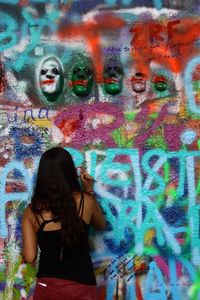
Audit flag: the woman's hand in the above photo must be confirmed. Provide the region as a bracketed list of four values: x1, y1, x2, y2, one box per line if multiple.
[80, 170, 95, 193]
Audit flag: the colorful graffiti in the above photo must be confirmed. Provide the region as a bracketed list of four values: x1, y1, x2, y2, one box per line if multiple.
[1, 0, 200, 299]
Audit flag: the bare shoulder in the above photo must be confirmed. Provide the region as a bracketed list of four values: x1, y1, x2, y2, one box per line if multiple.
[22, 205, 35, 224]
[83, 193, 96, 205]
[23, 205, 32, 218]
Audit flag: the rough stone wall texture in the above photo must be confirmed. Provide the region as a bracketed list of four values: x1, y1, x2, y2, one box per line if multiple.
[0, 1, 200, 299]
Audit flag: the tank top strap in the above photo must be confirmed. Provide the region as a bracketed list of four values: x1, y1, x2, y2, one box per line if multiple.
[77, 192, 84, 218]
[38, 219, 56, 232]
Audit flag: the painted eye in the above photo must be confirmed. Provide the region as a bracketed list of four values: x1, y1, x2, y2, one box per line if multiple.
[106, 67, 112, 72]
[84, 68, 91, 75]
[52, 68, 59, 75]
[41, 69, 47, 75]
[135, 72, 144, 77]
[114, 66, 122, 74]
[73, 68, 80, 75]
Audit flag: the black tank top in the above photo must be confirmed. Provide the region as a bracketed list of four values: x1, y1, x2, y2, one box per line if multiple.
[32, 195, 96, 285]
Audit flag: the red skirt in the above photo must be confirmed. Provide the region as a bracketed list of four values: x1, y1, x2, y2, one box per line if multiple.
[33, 277, 98, 300]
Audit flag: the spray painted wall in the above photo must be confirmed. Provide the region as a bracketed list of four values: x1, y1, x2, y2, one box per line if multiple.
[0, 0, 200, 299]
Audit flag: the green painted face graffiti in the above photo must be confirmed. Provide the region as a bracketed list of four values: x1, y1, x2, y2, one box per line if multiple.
[71, 65, 93, 97]
[153, 75, 168, 92]
[103, 61, 124, 95]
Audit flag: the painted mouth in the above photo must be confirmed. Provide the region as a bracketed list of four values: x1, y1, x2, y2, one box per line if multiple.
[72, 80, 88, 87]
[131, 78, 144, 84]
[41, 79, 55, 85]
[104, 78, 119, 84]
[153, 75, 166, 83]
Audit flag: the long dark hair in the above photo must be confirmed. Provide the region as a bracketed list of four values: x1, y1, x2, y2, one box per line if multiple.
[31, 147, 86, 245]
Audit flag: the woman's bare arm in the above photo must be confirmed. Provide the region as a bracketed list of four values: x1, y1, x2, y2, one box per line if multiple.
[89, 195, 106, 230]
[22, 206, 38, 263]
[80, 170, 106, 230]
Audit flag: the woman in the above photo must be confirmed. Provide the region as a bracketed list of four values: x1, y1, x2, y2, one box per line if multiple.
[22, 147, 106, 300]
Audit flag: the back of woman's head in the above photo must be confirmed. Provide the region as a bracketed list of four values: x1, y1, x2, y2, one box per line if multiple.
[34, 147, 80, 197]
[31, 147, 84, 245]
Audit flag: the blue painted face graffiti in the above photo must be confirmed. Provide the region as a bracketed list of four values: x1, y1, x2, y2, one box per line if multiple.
[103, 60, 124, 95]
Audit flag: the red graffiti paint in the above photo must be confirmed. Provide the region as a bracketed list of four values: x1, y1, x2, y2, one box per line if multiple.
[57, 15, 199, 82]
[58, 118, 80, 137]
[0, 62, 6, 93]
[149, 23, 164, 43]
[135, 276, 143, 300]
[167, 20, 181, 41]
[130, 18, 200, 73]
[18, 0, 29, 6]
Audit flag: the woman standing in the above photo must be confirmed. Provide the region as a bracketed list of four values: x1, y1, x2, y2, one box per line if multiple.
[22, 147, 106, 300]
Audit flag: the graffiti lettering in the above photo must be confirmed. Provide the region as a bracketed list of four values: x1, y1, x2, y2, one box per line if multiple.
[0, 12, 18, 52]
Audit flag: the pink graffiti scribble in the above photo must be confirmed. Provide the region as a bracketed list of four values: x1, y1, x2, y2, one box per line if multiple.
[154, 256, 182, 280]
[164, 124, 184, 150]
[54, 103, 124, 148]
[134, 104, 168, 150]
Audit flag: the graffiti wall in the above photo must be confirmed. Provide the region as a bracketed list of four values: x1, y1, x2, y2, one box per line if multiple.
[0, 0, 200, 299]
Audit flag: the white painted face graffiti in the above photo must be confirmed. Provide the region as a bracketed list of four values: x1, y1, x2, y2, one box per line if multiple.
[40, 58, 62, 94]
[131, 72, 146, 93]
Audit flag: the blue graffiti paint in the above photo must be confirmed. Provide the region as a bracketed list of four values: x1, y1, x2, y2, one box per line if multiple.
[95, 148, 200, 255]
[144, 261, 167, 300]
[106, 267, 117, 300]
[104, 0, 117, 5]
[0, 0, 18, 4]
[100, 148, 139, 187]
[161, 205, 186, 226]
[14, 8, 60, 71]
[189, 205, 200, 248]
[0, 161, 31, 238]
[177, 257, 196, 281]
[0, 12, 18, 51]
[141, 149, 167, 197]
[168, 258, 180, 300]
[9, 127, 43, 160]
[180, 129, 197, 145]
[153, 0, 163, 10]
[109, 203, 118, 217]
[126, 259, 136, 300]
[64, 147, 84, 168]
[85, 150, 106, 178]
[101, 199, 139, 242]
[104, 0, 162, 9]
[137, 201, 166, 247]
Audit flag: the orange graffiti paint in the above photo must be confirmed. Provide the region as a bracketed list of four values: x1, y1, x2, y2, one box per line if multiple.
[58, 14, 125, 83]
[131, 18, 200, 74]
